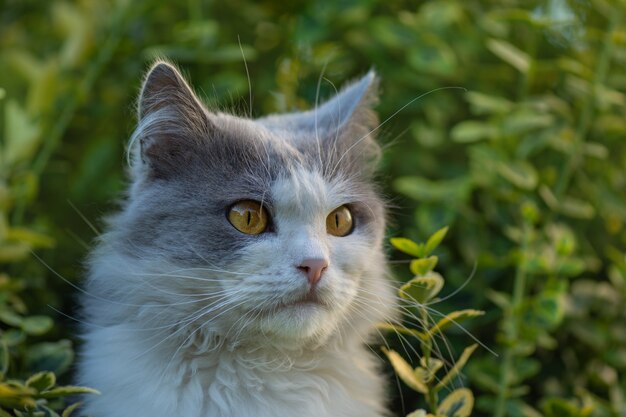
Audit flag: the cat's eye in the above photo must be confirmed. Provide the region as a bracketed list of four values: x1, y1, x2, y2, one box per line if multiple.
[228, 200, 269, 235]
[326, 205, 353, 237]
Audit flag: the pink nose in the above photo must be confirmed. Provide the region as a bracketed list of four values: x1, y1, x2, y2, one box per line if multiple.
[297, 258, 329, 286]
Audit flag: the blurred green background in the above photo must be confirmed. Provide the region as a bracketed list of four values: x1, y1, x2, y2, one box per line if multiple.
[1, 0, 625, 416]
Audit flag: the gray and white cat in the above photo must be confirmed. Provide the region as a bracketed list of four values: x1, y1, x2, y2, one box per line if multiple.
[78, 61, 396, 417]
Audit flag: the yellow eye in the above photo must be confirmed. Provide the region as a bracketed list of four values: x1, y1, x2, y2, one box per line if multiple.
[326, 205, 353, 237]
[228, 200, 269, 235]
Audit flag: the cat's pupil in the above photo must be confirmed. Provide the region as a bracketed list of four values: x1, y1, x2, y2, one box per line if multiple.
[335, 213, 339, 228]
[247, 211, 251, 225]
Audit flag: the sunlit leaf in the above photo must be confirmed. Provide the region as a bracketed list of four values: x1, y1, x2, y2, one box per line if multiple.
[62, 402, 82, 417]
[26, 371, 56, 392]
[382, 348, 428, 394]
[406, 410, 429, 417]
[410, 256, 438, 276]
[559, 197, 595, 219]
[416, 357, 444, 383]
[39, 385, 99, 399]
[435, 345, 479, 391]
[394, 176, 472, 203]
[390, 237, 425, 258]
[400, 272, 445, 304]
[424, 226, 449, 255]
[21, 316, 53, 336]
[487, 38, 530, 73]
[497, 160, 538, 190]
[429, 310, 485, 335]
[437, 388, 474, 417]
[4, 100, 41, 166]
[376, 323, 428, 341]
[451, 121, 498, 143]
[465, 91, 513, 115]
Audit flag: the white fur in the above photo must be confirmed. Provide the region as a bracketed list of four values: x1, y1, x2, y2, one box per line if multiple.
[79, 168, 395, 417]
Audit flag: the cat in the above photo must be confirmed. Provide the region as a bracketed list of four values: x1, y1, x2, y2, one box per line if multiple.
[77, 60, 396, 417]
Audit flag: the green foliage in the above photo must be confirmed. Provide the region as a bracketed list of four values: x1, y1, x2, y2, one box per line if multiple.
[384, 229, 483, 417]
[1, 0, 625, 416]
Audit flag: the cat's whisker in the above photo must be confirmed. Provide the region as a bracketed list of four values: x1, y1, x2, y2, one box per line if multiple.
[155, 296, 252, 386]
[130, 291, 248, 362]
[328, 86, 467, 178]
[423, 262, 478, 307]
[238, 35, 253, 119]
[314, 62, 328, 171]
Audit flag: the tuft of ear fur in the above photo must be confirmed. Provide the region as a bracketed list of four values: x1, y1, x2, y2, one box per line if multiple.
[130, 61, 212, 179]
[259, 70, 379, 138]
[258, 71, 381, 176]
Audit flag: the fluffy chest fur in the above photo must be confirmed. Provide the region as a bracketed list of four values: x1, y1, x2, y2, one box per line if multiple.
[78, 61, 394, 417]
[80, 324, 388, 417]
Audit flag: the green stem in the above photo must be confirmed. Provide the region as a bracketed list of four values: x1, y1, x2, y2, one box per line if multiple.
[494, 220, 531, 417]
[420, 306, 438, 412]
[554, 11, 621, 199]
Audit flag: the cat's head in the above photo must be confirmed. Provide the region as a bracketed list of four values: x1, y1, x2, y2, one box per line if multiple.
[94, 61, 393, 349]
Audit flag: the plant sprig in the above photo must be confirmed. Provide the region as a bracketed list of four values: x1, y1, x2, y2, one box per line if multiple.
[382, 226, 483, 417]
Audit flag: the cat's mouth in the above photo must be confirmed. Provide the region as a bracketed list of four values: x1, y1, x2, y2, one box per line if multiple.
[282, 290, 325, 308]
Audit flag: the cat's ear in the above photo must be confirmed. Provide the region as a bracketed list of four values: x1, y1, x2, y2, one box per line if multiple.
[259, 71, 380, 147]
[130, 60, 212, 179]
[313, 70, 379, 136]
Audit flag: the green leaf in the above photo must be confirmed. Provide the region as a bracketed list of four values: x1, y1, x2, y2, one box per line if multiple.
[376, 323, 428, 341]
[415, 357, 444, 383]
[62, 402, 82, 417]
[486, 290, 511, 309]
[410, 256, 438, 276]
[406, 410, 428, 417]
[497, 161, 538, 190]
[21, 316, 53, 336]
[503, 112, 554, 134]
[399, 272, 445, 304]
[435, 344, 479, 391]
[382, 348, 428, 394]
[4, 100, 42, 166]
[39, 385, 99, 399]
[559, 197, 595, 219]
[394, 176, 472, 203]
[424, 226, 449, 255]
[390, 237, 425, 258]
[437, 388, 474, 417]
[429, 310, 485, 335]
[0, 382, 36, 408]
[5, 228, 55, 249]
[451, 121, 498, 143]
[0, 340, 8, 376]
[26, 371, 56, 392]
[486, 38, 530, 73]
[465, 91, 513, 115]
[0, 310, 23, 327]
[407, 34, 458, 76]
[25, 340, 74, 375]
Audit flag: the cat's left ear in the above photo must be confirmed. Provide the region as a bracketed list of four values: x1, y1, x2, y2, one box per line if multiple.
[261, 71, 379, 142]
[313, 70, 379, 136]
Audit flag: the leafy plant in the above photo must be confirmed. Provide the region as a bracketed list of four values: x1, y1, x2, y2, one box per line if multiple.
[382, 227, 483, 417]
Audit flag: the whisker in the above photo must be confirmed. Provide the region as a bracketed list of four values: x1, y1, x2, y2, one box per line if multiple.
[329, 86, 468, 177]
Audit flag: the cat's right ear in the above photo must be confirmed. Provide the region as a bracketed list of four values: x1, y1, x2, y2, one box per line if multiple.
[130, 61, 212, 179]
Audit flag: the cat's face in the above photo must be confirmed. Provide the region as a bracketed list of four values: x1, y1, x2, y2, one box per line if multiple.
[110, 62, 391, 348]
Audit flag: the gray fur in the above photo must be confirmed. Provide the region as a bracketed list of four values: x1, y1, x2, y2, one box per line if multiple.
[79, 60, 393, 417]
[120, 61, 384, 265]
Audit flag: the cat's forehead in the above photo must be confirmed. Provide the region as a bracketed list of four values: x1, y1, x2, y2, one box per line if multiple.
[209, 113, 371, 185]
[270, 169, 341, 218]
